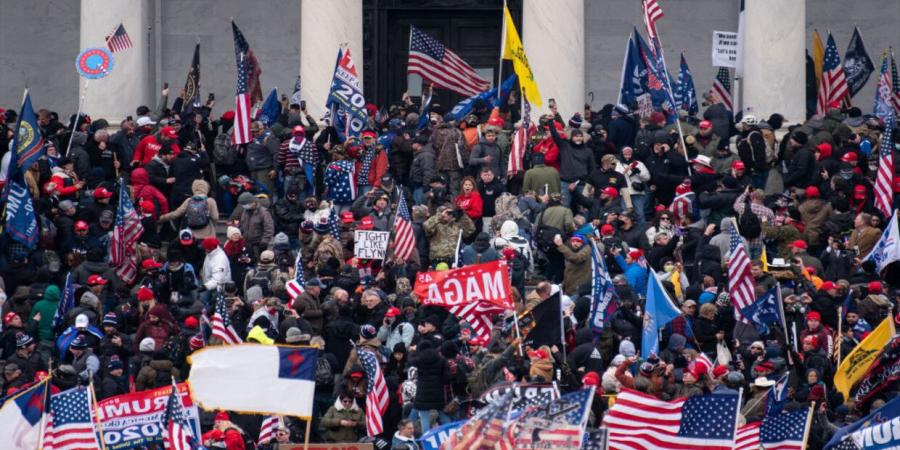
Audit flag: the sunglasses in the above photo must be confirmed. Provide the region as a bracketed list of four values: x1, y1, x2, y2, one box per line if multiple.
[660, 217, 671, 221]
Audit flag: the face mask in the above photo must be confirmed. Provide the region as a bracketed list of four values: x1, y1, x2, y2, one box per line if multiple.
[664, 264, 675, 273]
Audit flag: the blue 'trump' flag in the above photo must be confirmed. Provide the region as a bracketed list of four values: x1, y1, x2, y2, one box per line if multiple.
[675, 52, 698, 115]
[619, 32, 648, 106]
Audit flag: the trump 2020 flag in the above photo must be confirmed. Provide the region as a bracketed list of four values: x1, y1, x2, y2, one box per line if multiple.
[188, 344, 317, 418]
[642, 270, 681, 358]
[0, 379, 48, 450]
[863, 209, 900, 273]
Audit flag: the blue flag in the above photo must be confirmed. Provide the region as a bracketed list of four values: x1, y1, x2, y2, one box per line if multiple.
[2, 94, 40, 249]
[53, 272, 75, 331]
[874, 52, 894, 122]
[824, 394, 900, 449]
[419, 420, 465, 450]
[675, 52, 698, 115]
[740, 287, 782, 336]
[619, 33, 648, 106]
[642, 271, 681, 358]
[633, 28, 677, 122]
[8, 91, 45, 180]
[447, 74, 517, 122]
[588, 242, 617, 335]
[326, 47, 367, 139]
[765, 373, 790, 417]
[259, 88, 281, 126]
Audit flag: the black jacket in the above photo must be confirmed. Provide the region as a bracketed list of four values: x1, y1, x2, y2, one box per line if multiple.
[736, 128, 767, 173]
[411, 347, 452, 410]
[273, 198, 305, 234]
[169, 150, 210, 205]
[784, 146, 815, 189]
[550, 126, 595, 182]
[567, 327, 605, 375]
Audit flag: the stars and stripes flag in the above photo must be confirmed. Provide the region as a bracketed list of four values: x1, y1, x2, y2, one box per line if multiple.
[447, 301, 506, 341]
[390, 194, 416, 260]
[641, 0, 665, 40]
[42, 387, 100, 450]
[232, 21, 262, 145]
[728, 225, 756, 320]
[511, 388, 595, 449]
[161, 380, 199, 450]
[817, 33, 850, 116]
[328, 205, 342, 241]
[604, 388, 739, 450]
[407, 25, 491, 97]
[875, 113, 895, 218]
[508, 98, 531, 175]
[110, 180, 144, 284]
[444, 390, 515, 450]
[359, 349, 388, 436]
[713, 67, 733, 112]
[891, 48, 900, 113]
[875, 52, 895, 121]
[257, 416, 280, 445]
[105, 23, 133, 53]
[210, 289, 242, 345]
[52, 272, 75, 332]
[285, 251, 306, 301]
[734, 407, 810, 450]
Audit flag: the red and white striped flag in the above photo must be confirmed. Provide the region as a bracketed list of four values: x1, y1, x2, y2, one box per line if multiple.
[816, 33, 850, 116]
[390, 194, 416, 260]
[105, 23, 133, 53]
[210, 289, 242, 345]
[257, 416, 280, 445]
[286, 251, 306, 301]
[734, 407, 809, 450]
[890, 49, 900, 113]
[447, 300, 507, 340]
[110, 181, 144, 284]
[642, 0, 665, 40]
[728, 225, 756, 320]
[712, 67, 733, 112]
[42, 387, 101, 450]
[359, 349, 389, 436]
[408, 26, 491, 97]
[232, 21, 259, 145]
[508, 97, 532, 176]
[161, 381, 197, 450]
[875, 114, 896, 218]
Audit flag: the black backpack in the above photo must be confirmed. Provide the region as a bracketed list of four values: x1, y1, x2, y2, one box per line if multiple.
[534, 211, 563, 253]
[738, 197, 762, 241]
[314, 356, 334, 385]
[247, 267, 274, 296]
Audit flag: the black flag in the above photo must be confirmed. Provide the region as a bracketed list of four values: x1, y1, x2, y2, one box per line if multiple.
[181, 43, 201, 115]
[520, 291, 562, 348]
[843, 27, 875, 98]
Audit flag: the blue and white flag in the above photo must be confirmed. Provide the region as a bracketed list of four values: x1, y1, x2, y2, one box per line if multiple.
[419, 420, 465, 450]
[874, 52, 894, 122]
[618, 32, 648, 107]
[633, 28, 676, 122]
[512, 388, 595, 449]
[675, 52, 698, 115]
[6, 90, 45, 182]
[53, 272, 75, 332]
[0, 379, 48, 450]
[3, 174, 38, 250]
[765, 373, 790, 417]
[824, 394, 900, 449]
[642, 271, 681, 358]
[864, 209, 900, 273]
[740, 287, 782, 336]
[326, 47, 367, 139]
[447, 74, 517, 123]
[588, 242, 617, 335]
[258, 88, 281, 127]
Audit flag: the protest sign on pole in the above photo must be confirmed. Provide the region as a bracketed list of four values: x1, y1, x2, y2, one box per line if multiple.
[636, 93, 654, 119]
[354, 230, 390, 260]
[712, 30, 740, 67]
[95, 383, 201, 450]
[413, 260, 513, 309]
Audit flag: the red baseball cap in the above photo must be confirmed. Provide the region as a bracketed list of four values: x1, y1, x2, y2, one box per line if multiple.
[807, 311, 822, 321]
[201, 236, 219, 251]
[699, 120, 713, 129]
[359, 216, 374, 230]
[789, 240, 808, 249]
[601, 187, 619, 199]
[160, 126, 178, 139]
[841, 152, 858, 162]
[220, 110, 235, 121]
[140, 200, 156, 215]
[600, 224, 615, 236]
[3, 312, 19, 324]
[137, 287, 155, 302]
[712, 365, 729, 379]
[853, 185, 866, 199]
[93, 187, 113, 199]
[292, 125, 305, 135]
[732, 160, 746, 170]
[75, 220, 89, 231]
[214, 411, 230, 422]
[141, 258, 162, 270]
[87, 274, 109, 286]
[361, 130, 377, 139]
[820, 281, 837, 291]
[340, 211, 355, 224]
[868, 281, 883, 294]
[805, 186, 820, 198]
[385, 307, 402, 318]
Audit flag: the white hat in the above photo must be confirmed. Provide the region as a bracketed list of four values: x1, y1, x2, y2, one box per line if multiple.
[136, 116, 156, 127]
[753, 377, 775, 388]
[770, 258, 790, 268]
[139, 337, 156, 352]
[690, 155, 713, 168]
[75, 314, 89, 328]
[740, 115, 758, 126]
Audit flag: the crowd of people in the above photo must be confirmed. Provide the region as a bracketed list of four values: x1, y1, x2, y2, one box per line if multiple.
[0, 82, 898, 449]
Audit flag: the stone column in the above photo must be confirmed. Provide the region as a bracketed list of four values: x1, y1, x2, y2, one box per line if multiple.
[80, 0, 153, 123]
[740, 0, 805, 122]
[300, 0, 363, 119]
[522, 0, 585, 120]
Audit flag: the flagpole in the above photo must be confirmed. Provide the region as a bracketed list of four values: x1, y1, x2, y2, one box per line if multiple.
[498, 0, 507, 91]
[88, 377, 109, 450]
[730, 387, 743, 449]
[36, 369, 50, 450]
[65, 77, 91, 157]
[303, 417, 312, 450]
[617, 34, 631, 105]
[800, 402, 816, 450]
[836, 306, 843, 365]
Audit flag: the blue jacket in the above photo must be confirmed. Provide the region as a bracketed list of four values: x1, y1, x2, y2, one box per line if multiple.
[615, 255, 648, 295]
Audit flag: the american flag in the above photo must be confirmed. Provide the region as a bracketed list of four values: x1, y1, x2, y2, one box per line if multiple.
[161, 381, 198, 450]
[42, 387, 99, 450]
[257, 416, 280, 445]
[391, 194, 416, 260]
[359, 349, 388, 436]
[52, 272, 75, 332]
[232, 21, 261, 145]
[445, 390, 515, 450]
[713, 67, 733, 112]
[328, 205, 342, 241]
[875, 53, 894, 121]
[210, 289, 242, 345]
[875, 113, 895, 218]
[512, 388, 594, 449]
[817, 33, 850, 115]
[105, 23, 133, 53]
[447, 300, 506, 340]
[508, 98, 530, 175]
[728, 225, 755, 320]
[734, 407, 809, 450]
[604, 388, 739, 450]
[110, 180, 144, 284]
[694, 352, 714, 377]
[285, 251, 306, 301]
[891, 49, 900, 113]
[642, 0, 665, 40]
[407, 26, 491, 97]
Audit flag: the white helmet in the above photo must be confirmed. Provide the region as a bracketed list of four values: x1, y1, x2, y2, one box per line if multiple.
[740, 115, 758, 126]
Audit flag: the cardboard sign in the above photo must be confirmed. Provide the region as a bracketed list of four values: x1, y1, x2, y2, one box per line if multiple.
[96, 383, 201, 450]
[413, 260, 513, 308]
[354, 230, 390, 259]
[279, 444, 373, 450]
[712, 30, 740, 67]
[636, 93, 654, 119]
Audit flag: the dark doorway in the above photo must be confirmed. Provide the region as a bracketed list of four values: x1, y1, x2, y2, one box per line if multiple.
[362, 0, 522, 109]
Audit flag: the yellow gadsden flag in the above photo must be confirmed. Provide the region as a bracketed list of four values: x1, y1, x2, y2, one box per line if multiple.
[812, 30, 825, 85]
[502, 6, 542, 107]
[834, 316, 896, 397]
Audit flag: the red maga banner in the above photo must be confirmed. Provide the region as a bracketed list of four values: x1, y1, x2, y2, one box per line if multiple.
[414, 260, 513, 308]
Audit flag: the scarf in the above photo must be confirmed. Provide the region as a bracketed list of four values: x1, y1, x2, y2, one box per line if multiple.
[288, 136, 307, 161]
[358, 145, 376, 185]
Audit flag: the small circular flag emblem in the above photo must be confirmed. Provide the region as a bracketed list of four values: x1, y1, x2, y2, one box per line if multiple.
[76, 47, 114, 79]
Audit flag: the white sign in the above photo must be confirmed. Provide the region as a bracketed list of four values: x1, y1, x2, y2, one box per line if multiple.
[636, 93, 654, 119]
[712, 30, 740, 68]
[354, 230, 390, 259]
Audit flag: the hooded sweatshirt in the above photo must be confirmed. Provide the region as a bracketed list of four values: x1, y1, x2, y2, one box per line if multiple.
[130, 168, 170, 217]
[31, 285, 60, 341]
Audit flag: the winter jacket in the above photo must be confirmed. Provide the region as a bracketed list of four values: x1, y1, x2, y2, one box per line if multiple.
[135, 359, 180, 391]
[169, 149, 210, 205]
[455, 191, 483, 220]
[130, 168, 170, 217]
[321, 399, 366, 442]
[550, 125, 595, 182]
[411, 347, 452, 410]
[432, 124, 467, 171]
[159, 180, 219, 239]
[353, 145, 389, 187]
[423, 214, 476, 261]
[293, 291, 324, 335]
[558, 243, 591, 294]
[409, 144, 437, 187]
[567, 327, 604, 374]
[30, 285, 60, 342]
[245, 130, 279, 171]
[522, 163, 561, 195]
[784, 146, 816, 189]
[798, 198, 833, 245]
[239, 206, 275, 253]
[202, 247, 232, 290]
[736, 128, 767, 173]
[469, 138, 503, 176]
[133, 134, 180, 166]
[615, 255, 648, 294]
[273, 197, 305, 235]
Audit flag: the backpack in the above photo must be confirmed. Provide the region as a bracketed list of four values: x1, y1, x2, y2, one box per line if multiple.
[213, 132, 238, 166]
[534, 211, 564, 254]
[247, 266, 274, 295]
[184, 196, 210, 229]
[314, 356, 335, 385]
[738, 197, 762, 241]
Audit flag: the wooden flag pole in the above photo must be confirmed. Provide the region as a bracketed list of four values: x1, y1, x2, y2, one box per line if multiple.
[88, 377, 109, 450]
[65, 77, 91, 157]
[800, 402, 816, 450]
[498, 0, 507, 91]
[36, 363, 51, 450]
[302, 416, 312, 450]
